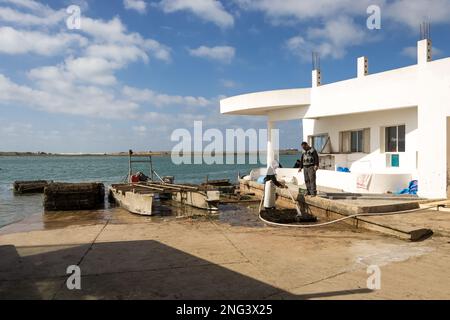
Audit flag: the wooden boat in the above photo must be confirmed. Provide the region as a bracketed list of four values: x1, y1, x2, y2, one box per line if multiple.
[109, 182, 220, 216]
[109, 150, 221, 216]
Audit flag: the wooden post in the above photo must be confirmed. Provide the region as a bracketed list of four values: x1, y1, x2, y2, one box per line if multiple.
[149, 155, 154, 182]
[128, 149, 133, 183]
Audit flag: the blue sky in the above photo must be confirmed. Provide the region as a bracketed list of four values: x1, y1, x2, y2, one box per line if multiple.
[0, 0, 449, 153]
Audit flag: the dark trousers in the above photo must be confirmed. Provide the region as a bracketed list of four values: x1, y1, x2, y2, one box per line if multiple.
[303, 166, 317, 195]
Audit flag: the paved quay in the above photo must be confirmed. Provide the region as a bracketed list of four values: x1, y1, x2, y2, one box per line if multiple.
[0, 205, 449, 300]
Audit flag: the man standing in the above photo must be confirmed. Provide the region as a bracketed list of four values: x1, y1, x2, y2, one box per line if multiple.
[298, 142, 320, 196]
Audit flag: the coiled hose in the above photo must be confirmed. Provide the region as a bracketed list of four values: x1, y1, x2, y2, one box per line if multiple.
[259, 204, 439, 228]
[258, 185, 440, 228]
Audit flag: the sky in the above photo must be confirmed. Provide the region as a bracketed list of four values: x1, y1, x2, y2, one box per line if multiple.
[0, 0, 449, 153]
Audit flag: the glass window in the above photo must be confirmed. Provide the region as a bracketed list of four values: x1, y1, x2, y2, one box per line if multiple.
[398, 125, 405, 152]
[385, 125, 406, 153]
[351, 131, 358, 152]
[341, 129, 369, 153]
[349, 130, 364, 153]
[311, 134, 328, 152]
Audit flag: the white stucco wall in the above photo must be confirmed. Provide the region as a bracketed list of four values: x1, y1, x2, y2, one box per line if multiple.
[447, 117, 450, 198]
[416, 57, 450, 198]
[221, 41, 450, 198]
[303, 107, 418, 175]
[250, 168, 412, 194]
[220, 88, 310, 115]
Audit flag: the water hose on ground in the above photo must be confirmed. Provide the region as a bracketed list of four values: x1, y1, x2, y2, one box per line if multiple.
[258, 204, 440, 228]
[258, 184, 441, 228]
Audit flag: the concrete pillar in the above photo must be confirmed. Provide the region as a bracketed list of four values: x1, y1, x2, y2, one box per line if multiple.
[417, 39, 432, 65]
[264, 120, 276, 208]
[417, 112, 447, 198]
[312, 69, 321, 87]
[266, 120, 275, 166]
[357, 56, 368, 78]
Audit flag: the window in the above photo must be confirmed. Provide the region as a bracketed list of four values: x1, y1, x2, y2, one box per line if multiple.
[385, 125, 405, 152]
[309, 134, 329, 153]
[351, 130, 364, 153]
[340, 129, 370, 153]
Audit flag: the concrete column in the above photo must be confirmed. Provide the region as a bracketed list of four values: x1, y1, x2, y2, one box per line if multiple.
[264, 120, 276, 208]
[357, 56, 368, 78]
[417, 112, 447, 198]
[267, 120, 275, 166]
[417, 39, 432, 65]
[312, 69, 321, 87]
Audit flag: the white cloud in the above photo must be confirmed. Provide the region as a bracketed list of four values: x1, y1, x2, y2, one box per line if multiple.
[235, 0, 375, 60]
[0, 0, 52, 13]
[236, 0, 450, 61]
[124, 0, 147, 14]
[0, 0, 226, 152]
[65, 57, 120, 86]
[286, 16, 367, 60]
[188, 45, 235, 63]
[0, 3, 209, 119]
[158, 0, 234, 28]
[401, 46, 443, 60]
[235, 0, 450, 29]
[220, 79, 239, 88]
[0, 0, 65, 26]
[85, 44, 149, 65]
[0, 73, 140, 118]
[123, 86, 213, 107]
[384, 0, 450, 29]
[233, 0, 376, 23]
[132, 125, 148, 135]
[80, 17, 171, 62]
[0, 26, 87, 55]
[0, 7, 66, 26]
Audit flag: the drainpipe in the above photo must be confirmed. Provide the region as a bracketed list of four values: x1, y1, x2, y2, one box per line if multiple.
[264, 120, 276, 209]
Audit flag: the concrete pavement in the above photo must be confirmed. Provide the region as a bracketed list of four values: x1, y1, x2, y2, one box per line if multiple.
[0, 205, 449, 300]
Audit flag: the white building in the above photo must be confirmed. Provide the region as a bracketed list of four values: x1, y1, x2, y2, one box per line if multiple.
[220, 40, 450, 199]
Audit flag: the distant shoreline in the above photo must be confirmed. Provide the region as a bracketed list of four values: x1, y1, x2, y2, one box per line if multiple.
[0, 150, 300, 157]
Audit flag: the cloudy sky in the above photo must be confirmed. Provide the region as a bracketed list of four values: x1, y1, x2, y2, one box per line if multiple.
[0, 0, 449, 153]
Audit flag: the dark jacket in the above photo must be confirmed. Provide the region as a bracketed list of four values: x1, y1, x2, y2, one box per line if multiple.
[299, 148, 319, 169]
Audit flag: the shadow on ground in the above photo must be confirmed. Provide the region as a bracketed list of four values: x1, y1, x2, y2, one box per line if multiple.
[0, 241, 373, 300]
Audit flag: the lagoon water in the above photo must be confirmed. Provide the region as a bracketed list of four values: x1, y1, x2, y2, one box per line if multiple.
[0, 155, 299, 227]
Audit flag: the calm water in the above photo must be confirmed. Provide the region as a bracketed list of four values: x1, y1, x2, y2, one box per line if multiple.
[0, 155, 299, 227]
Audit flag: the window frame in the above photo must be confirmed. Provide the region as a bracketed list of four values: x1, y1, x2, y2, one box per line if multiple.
[308, 134, 329, 153]
[339, 128, 370, 154]
[350, 130, 364, 153]
[384, 125, 406, 153]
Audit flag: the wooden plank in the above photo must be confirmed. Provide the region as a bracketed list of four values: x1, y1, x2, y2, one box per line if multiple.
[143, 182, 200, 192]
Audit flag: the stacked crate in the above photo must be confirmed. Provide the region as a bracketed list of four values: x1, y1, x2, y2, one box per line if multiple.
[44, 183, 105, 211]
[14, 181, 50, 194]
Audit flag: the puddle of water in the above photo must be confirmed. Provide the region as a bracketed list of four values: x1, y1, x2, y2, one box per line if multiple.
[350, 241, 435, 267]
[0, 195, 267, 234]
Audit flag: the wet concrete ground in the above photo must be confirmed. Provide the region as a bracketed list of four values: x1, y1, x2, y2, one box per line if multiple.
[0, 203, 449, 300]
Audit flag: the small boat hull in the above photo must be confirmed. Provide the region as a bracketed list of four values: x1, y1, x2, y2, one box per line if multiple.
[109, 186, 154, 216]
[109, 183, 220, 216]
[172, 190, 220, 212]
